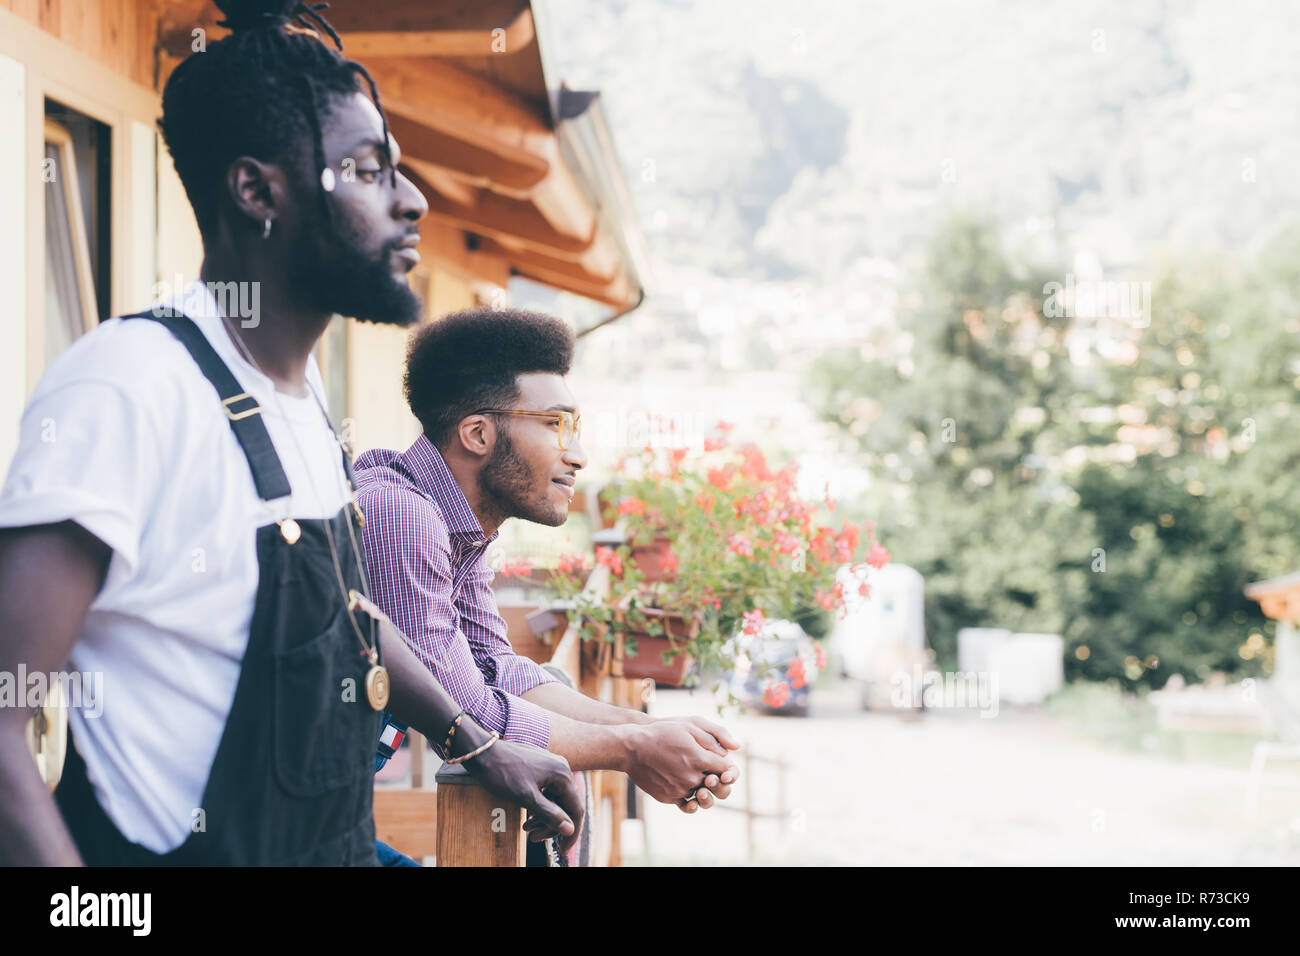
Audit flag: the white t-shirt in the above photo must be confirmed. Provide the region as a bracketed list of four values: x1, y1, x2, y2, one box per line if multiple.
[0, 282, 350, 853]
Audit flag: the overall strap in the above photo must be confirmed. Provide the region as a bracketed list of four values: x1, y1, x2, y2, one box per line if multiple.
[121, 310, 292, 501]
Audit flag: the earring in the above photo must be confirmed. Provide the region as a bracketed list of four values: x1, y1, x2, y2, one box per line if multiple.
[262, 218, 272, 240]
[320, 167, 336, 192]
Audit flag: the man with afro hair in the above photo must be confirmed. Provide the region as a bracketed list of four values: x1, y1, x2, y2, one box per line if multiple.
[357, 306, 741, 863]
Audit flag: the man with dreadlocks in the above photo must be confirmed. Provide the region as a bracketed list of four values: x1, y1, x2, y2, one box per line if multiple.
[0, 0, 582, 865]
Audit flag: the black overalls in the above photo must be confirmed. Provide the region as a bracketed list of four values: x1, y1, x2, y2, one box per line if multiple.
[54, 312, 381, 865]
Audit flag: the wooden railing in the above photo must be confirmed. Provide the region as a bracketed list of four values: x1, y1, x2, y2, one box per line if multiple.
[373, 561, 641, 866]
[434, 561, 645, 866]
[373, 487, 641, 865]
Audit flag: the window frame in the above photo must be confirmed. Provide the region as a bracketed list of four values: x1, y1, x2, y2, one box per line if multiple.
[42, 117, 100, 346]
[0, 10, 162, 391]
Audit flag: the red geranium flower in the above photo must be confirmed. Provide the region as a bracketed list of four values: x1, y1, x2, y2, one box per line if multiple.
[617, 497, 646, 516]
[707, 466, 736, 491]
[763, 681, 790, 707]
[498, 558, 533, 578]
[787, 657, 807, 689]
[728, 533, 754, 558]
[595, 547, 623, 576]
[865, 543, 890, 569]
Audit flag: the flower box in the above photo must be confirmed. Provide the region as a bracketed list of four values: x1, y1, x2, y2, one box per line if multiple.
[617, 595, 699, 686]
[629, 532, 677, 583]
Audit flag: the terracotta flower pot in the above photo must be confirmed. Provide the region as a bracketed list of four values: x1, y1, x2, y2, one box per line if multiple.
[630, 532, 676, 582]
[619, 599, 699, 686]
[595, 486, 621, 530]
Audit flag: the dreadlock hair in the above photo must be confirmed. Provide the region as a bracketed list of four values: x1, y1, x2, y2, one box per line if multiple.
[404, 307, 577, 448]
[159, 0, 395, 237]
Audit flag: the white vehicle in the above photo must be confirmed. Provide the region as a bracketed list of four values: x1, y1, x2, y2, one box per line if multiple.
[829, 563, 930, 709]
[724, 619, 820, 716]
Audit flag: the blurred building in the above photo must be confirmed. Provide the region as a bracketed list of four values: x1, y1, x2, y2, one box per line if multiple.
[0, 0, 644, 465]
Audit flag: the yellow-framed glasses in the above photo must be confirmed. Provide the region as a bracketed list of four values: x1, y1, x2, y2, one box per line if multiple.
[477, 408, 582, 450]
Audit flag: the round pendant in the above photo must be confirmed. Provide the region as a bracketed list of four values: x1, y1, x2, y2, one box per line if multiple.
[279, 518, 301, 545]
[365, 664, 390, 711]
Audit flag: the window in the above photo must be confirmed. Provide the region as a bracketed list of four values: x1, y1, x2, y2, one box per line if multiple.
[43, 101, 111, 364]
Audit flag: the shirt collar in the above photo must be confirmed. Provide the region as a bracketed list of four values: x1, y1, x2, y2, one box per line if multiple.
[396, 434, 495, 542]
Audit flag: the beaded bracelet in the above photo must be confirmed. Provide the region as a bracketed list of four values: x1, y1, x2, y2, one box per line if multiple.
[442, 711, 467, 758]
[444, 731, 499, 766]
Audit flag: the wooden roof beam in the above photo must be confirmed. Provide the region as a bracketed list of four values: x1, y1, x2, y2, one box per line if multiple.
[319, 0, 530, 35]
[387, 112, 548, 194]
[513, 263, 633, 310]
[366, 56, 551, 155]
[157, 2, 536, 64]
[403, 164, 595, 259]
[489, 226, 621, 283]
[477, 237, 616, 287]
[341, 8, 535, 58]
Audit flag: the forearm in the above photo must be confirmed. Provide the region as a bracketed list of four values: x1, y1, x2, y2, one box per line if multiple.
[543, 711, 639, 773]
[379, 625, 491, 753]
[522, 681, 653, 727]
[0, 522, 107, 865]
[0, 730, 82, 865]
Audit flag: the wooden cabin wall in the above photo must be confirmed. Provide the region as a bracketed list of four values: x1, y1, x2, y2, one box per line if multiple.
[0, 0, 159, 89]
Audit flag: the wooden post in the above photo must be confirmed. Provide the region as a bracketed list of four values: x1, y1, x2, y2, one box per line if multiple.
[435, 764, 526, 866]
[744, 748, 755, 863]
[776, 754, 787, 822]
[1277, 619, 1299, 685]
[408, 729, 426, 788]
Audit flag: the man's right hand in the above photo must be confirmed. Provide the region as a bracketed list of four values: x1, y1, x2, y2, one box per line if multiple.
[622, 721, 737, 810]
[465, 736, 585, 854]
[354, 590, 585, 855]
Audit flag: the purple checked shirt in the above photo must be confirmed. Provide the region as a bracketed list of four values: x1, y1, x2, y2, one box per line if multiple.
[356, 434, 555, 768]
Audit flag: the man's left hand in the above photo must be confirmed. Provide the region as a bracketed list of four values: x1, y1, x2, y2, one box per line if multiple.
[659, 715, 741, 812]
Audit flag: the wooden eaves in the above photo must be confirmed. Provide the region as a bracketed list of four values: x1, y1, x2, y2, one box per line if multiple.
[156, 0, 646, 319]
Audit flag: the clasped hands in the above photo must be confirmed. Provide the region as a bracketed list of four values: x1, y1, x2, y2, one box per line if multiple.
[624, 715, 741, 814]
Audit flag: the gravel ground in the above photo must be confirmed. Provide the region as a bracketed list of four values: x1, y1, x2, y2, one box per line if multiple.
[623, 679, 1300, 866]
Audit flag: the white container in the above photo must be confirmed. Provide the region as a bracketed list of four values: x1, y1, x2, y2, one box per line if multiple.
[831, 563, 926, 682]
[957, 629, 1064, 705]
[957, 627, 1012, 674]
[997, 633, 1065, 704]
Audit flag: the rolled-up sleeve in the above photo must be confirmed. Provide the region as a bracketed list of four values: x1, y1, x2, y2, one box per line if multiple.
[358, 484, 553, 748]
[456, 563, 556, 746]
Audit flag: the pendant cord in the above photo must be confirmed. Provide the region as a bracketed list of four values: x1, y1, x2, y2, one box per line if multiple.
[219, 314, 377, 659]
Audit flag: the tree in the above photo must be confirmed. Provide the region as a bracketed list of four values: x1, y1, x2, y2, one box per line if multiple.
[810, 214, 1294, 686]
[810, 215, 1094, 668]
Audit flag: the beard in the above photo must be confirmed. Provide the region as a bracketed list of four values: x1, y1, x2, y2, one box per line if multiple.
[481, 428, 566, 528]
[286, 218, 424, 327]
